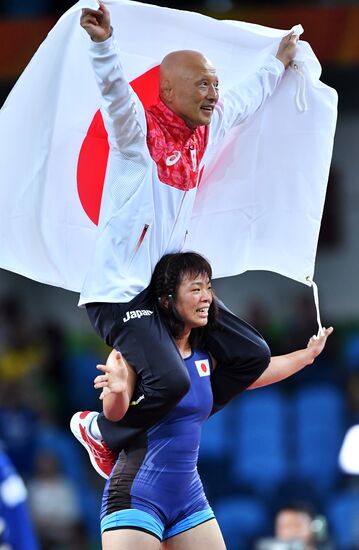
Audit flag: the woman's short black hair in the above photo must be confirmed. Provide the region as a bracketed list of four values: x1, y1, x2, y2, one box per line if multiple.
[150, 252, 218, 348]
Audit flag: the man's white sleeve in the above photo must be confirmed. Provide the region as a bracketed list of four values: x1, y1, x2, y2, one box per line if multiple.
[211, 56, 285, 141]
[89, 34, 147, 152]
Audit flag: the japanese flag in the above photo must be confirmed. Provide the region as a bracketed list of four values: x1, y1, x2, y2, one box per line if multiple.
[0, 0, 337, 292]
[195, 359, 211, 377]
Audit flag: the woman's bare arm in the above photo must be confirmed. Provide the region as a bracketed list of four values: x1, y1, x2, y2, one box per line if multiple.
[94, 349, 137, 421]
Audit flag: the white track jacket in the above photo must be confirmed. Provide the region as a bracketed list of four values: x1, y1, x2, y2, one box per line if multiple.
[79, 35, 284, 305]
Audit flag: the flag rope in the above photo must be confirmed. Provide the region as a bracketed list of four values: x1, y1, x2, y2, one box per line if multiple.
[306, 276, 324, 337]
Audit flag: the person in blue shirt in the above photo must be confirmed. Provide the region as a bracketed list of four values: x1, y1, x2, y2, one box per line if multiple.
[0, 446, 40, 550]
[70, 3, 298, 473]
[75, 252, 332, 550]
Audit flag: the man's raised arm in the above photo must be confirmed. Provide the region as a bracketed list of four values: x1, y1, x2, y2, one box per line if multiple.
[211, 32, 298, 139]
[81, 3, 147, 152]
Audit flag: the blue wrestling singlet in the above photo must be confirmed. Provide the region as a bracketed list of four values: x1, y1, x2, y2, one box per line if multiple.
[100, 349, 215, 541]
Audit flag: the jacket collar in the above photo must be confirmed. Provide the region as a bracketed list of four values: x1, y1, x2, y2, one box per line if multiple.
[147, 99, 196, 142]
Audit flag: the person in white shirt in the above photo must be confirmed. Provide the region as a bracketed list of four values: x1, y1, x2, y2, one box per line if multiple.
[71, 2, 298, 478]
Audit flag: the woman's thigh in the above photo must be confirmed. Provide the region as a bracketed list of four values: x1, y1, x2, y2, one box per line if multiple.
[102, 528, 161, 550]
[162, 519, 226, 550]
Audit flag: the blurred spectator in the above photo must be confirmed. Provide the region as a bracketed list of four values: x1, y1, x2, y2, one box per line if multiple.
[0, 445, 39, 550]
[27, 450, 84, 550]
[274, 503, 332, 550]
[255, 502, 333, 550]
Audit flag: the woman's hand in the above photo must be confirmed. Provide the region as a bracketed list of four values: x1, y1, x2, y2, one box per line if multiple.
[306, 326, 334, 362]
[94, 349, 129, 400]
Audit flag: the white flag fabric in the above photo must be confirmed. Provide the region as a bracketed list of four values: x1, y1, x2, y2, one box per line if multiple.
[0, 0, 337, 293]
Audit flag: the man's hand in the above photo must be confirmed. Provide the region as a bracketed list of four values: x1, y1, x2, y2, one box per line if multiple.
[307, 326, 334, 362]
[276, 32, 298, 69]
[80, 2, 112, 43]
[94, 349, 129, 400]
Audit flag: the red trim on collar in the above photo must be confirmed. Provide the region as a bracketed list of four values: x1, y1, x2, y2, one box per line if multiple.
[145, 100, 208, 191]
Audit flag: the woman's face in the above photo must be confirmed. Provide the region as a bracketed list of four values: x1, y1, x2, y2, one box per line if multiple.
[174, 272, 213, 330]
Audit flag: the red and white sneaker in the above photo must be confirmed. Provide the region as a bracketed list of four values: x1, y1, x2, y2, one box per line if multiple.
[70, 411, 117, 479]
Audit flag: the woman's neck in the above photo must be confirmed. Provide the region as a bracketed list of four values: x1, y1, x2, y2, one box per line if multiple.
[175, 329, 192, 359]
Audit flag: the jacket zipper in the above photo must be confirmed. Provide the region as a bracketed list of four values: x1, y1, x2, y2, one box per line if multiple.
[134, 224, 149, 254]
[128, 223, 149, 267]
[189, 144, 197, 172]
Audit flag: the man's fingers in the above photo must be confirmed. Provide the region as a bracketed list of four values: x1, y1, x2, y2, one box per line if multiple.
[98, 2, 109, 15]
[288, 31, 298, 41]
[81, 8, 103, 26]
[82, 7, 102, 16]
[82, 18, 99, 28]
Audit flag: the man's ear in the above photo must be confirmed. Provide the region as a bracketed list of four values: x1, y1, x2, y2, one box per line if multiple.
[160, 80, 173, 103]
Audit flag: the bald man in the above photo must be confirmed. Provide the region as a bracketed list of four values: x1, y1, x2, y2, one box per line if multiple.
[71, 2, 297, 478]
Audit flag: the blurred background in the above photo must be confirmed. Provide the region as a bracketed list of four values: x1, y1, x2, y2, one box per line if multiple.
[0, 0, 358, 549]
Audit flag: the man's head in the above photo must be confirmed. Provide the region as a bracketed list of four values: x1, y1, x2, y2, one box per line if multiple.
[275, 503, 317, 549]
[159, 50, 219, 128]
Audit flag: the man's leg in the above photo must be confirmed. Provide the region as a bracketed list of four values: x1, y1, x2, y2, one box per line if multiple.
[206, 301, 271, 414]
[82, 290, 190, 450]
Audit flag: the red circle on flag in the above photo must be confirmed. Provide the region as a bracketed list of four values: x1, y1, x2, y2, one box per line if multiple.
[201, 363, 208, 373]
[77, 65, 160, 225]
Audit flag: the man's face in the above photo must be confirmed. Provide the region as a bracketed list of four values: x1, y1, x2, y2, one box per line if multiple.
[275, 510, 314, 548]
[163, 54, 219, 128]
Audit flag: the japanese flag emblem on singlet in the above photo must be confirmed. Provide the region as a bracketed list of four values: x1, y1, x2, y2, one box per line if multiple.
[195, 359, 210, 377]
